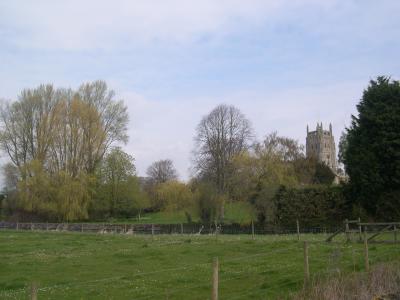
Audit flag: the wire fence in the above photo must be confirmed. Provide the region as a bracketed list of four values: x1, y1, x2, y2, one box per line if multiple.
[0, 221, 338, 235]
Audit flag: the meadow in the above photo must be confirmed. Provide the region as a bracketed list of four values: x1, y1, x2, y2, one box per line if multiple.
[0, 230, 399, 299]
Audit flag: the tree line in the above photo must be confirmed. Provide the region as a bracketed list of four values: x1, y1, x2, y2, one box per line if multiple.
[1, 76, 399, 224]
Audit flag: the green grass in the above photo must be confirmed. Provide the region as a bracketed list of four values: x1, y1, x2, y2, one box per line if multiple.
[112, 210, 194, 224]
[0, 230, 399, 299]
[223, 202, 256, 225]
[110, 202, 255, 225]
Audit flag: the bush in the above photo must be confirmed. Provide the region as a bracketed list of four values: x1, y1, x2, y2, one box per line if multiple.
[274, 185, 349, 228]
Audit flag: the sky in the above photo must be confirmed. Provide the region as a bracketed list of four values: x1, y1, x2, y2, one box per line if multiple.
[1, 0, 400, 180]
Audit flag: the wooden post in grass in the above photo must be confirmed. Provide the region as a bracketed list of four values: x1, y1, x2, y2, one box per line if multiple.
[151, 224, 155, 238]
[181, 223, 183, 235]
[296, 219, 300, 241]
[251, 219, 255, 240]
[364, 230, 369, 272]
[214, 220, 218, 240]
[212, 257, 219, 300]
[358, 217, 362, 241]
[345, 219, 350, 242]
[16, 222, 19, 231]
[303, 241, 310, 286]
[394, 225, 397, 243]
[30, 282, 38, 300]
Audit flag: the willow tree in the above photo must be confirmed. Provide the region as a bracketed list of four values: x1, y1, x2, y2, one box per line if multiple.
[0, 81, 129, 221]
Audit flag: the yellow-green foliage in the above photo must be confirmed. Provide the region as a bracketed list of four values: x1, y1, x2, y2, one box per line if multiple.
[156, 181, 194, 213]
[18, 160, 94, 221]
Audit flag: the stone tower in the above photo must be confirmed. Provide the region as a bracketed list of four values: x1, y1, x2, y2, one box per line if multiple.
[306, 123, 337, 172]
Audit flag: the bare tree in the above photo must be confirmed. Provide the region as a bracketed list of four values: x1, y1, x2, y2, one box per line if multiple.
[146, 159, 178, 184]
[0, 85, 61, 172]
[0, 81, 129, 177]
[2, 162, 19, 191]
[193, 104, 253, 193]
[77, 81, 129, 173]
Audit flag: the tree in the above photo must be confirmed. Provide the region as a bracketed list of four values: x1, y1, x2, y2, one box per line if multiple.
[155, 181, 194, 220]
[193, 104, 253, 193]
[0, 85, 61, 171]
[294, 157, 336, 185]
[146, 159, 178, 184]
[96, 147, 140, 217]
[0, 81, 129, 177]
[192, 181, 224, 223]
[0, 81, 129, 220]
[344, 76, 400, 219]
[2, 162, 19, 192]
[338, 131, 348, 166]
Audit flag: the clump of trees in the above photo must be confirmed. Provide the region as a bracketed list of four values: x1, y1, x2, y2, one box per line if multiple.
[2, 76, 397, 225]
[0, 81, 143, 221]
[191, 105, 338, 225]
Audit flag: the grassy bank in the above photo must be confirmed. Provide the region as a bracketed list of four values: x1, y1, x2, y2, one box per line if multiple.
[0, 230, 398, 299]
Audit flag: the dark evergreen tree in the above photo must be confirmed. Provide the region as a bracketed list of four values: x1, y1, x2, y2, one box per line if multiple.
[344, 77, 400, 219]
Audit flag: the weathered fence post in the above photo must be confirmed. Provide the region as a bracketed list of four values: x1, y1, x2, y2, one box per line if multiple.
[345, 219, 350, 242]
[296, 219, 300, 241]
[151, 224, 154, 237]
[16, 222, 19, 231]
[358, 217, 362, 241]
[30, 282, 38, 300]
[303, 241, 310, 286]
[251, 219, 255, 240]
[180, 223, 183, 235]
[394, 225, 397, 243]
[212, 257, 219, 300]
[214, 220, 218, 240]
[364, 230, 369, 272]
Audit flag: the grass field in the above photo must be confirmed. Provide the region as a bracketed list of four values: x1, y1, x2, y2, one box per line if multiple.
[0, 230, 399, 299]
[110, 202, 255, 225]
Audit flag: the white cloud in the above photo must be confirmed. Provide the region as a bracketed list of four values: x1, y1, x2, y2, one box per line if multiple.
[0, 0, 339, 50]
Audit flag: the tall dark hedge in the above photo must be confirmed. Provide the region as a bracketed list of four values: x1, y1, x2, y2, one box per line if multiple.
[344, 77, 400, 220]
[274, 185, 348, 228]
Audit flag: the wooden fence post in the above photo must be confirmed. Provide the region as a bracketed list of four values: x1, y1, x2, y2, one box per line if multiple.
[358, 217, 362, 241]
[16, 222, 19, 231]
[151, 224, 154, 238]
[364, 230, 369, 272]
[296, 219, 300, 241]
[181, 223, 183, 234]
[394, 225, 397, 243]
[212, 257, 219, 300]
[214, 220, 218, 240]
[251, 220, 255, 240]
[345, 219, 350, 242]
[30, 282, 38, 300]
[303, 241, 310, 286]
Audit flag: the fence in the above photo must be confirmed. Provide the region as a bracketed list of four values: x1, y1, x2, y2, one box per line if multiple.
[0, 221, 339, 236]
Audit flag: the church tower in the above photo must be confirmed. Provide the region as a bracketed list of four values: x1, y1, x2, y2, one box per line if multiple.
[306, 123, 337, 172]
